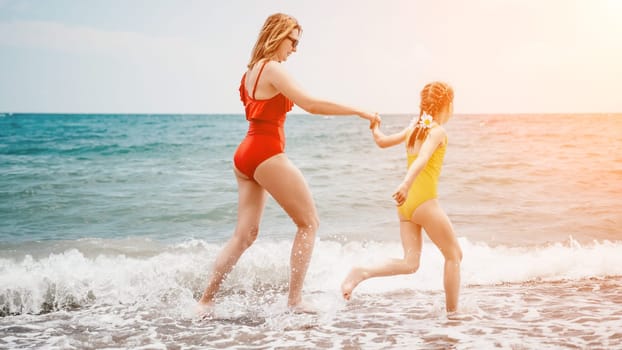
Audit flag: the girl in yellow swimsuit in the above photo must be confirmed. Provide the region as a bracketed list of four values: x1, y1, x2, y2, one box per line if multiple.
[341, 81, 463, 314]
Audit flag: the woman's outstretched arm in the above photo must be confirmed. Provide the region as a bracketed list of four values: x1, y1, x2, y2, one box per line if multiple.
[266, 61, 376, 121]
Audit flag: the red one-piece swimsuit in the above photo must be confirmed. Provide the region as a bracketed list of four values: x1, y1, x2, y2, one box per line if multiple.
[233, 61, 294, 180]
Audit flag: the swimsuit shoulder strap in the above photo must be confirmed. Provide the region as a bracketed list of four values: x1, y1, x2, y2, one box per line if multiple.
[252, 60, 269, 99]
[429, 125, 448, 146]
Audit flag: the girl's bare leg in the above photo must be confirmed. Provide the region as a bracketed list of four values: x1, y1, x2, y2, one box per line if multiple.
[412, 199, 462, 312]
[341, 221, 423, 300]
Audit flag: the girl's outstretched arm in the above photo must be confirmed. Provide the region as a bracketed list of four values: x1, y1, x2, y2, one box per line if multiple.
[392, 127, 446, 205]
[371, 122, 410, 148]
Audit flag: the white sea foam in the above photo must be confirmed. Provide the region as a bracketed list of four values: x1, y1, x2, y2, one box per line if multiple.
[1, 236, 621, 316]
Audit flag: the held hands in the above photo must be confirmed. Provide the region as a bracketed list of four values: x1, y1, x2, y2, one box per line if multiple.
[392, 182, 409, 206]
[369, 113, 381, 130]
[359, 111, 380, 128]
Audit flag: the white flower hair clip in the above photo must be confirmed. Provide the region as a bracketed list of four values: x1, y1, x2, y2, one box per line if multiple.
[418, 113, 434, 129]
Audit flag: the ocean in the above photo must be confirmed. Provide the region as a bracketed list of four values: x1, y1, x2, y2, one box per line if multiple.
[1, 113, 621, 349]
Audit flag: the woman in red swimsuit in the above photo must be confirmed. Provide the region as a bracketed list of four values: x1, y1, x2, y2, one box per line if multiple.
[198, 13, 378, 315]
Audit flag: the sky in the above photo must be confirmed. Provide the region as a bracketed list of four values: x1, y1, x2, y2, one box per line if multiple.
[0, 0, 621, 114]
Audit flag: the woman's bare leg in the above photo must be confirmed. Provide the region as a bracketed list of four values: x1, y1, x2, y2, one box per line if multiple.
[198, 169, 267, 308]
[341, 221, 423, 300]
[254, 154, 319, 309]
[412, 199, 462, 312]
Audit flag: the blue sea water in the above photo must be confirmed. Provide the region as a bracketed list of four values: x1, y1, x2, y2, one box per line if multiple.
[2, 114, 244, 243]
[1, 113, 621, 349]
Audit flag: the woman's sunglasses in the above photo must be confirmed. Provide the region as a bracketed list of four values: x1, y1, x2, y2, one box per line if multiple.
[286, 36, 299, 49]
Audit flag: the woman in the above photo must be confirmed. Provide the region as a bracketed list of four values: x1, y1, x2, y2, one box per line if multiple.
[341, 81, 463, 314]
[198, 13, 378, 316]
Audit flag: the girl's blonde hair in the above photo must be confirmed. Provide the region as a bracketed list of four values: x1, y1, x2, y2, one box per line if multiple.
[247, 13, 302, 69]
[407, 81, 454, 149]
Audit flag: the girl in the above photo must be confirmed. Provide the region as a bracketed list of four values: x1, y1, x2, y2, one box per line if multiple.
[341, 81, 463, 313]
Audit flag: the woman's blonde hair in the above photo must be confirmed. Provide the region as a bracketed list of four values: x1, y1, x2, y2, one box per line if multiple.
[407, 81, 454, 150]
[247, 13, 302, 69]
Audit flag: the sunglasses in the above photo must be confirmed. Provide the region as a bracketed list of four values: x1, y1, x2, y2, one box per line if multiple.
[286, 36, 299, 49]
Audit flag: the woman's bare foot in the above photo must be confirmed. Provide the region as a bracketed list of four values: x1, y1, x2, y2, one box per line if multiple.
[340, 267, 367, 301]
[446, 310, 471, 321]
[196, 301, 214, 320]
[287, 300, 317, 314]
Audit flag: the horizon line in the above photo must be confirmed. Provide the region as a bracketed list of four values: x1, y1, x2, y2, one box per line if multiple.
[2, 112, 622, 116]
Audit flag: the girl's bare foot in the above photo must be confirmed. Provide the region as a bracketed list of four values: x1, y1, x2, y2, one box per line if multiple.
[340, 267, 366, 300]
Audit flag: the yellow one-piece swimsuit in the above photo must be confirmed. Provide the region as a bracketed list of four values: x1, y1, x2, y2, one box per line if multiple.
[397, 130, 447, 220]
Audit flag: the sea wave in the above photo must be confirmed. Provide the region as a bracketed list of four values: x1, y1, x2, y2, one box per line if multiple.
[1, 236, 621, 316]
